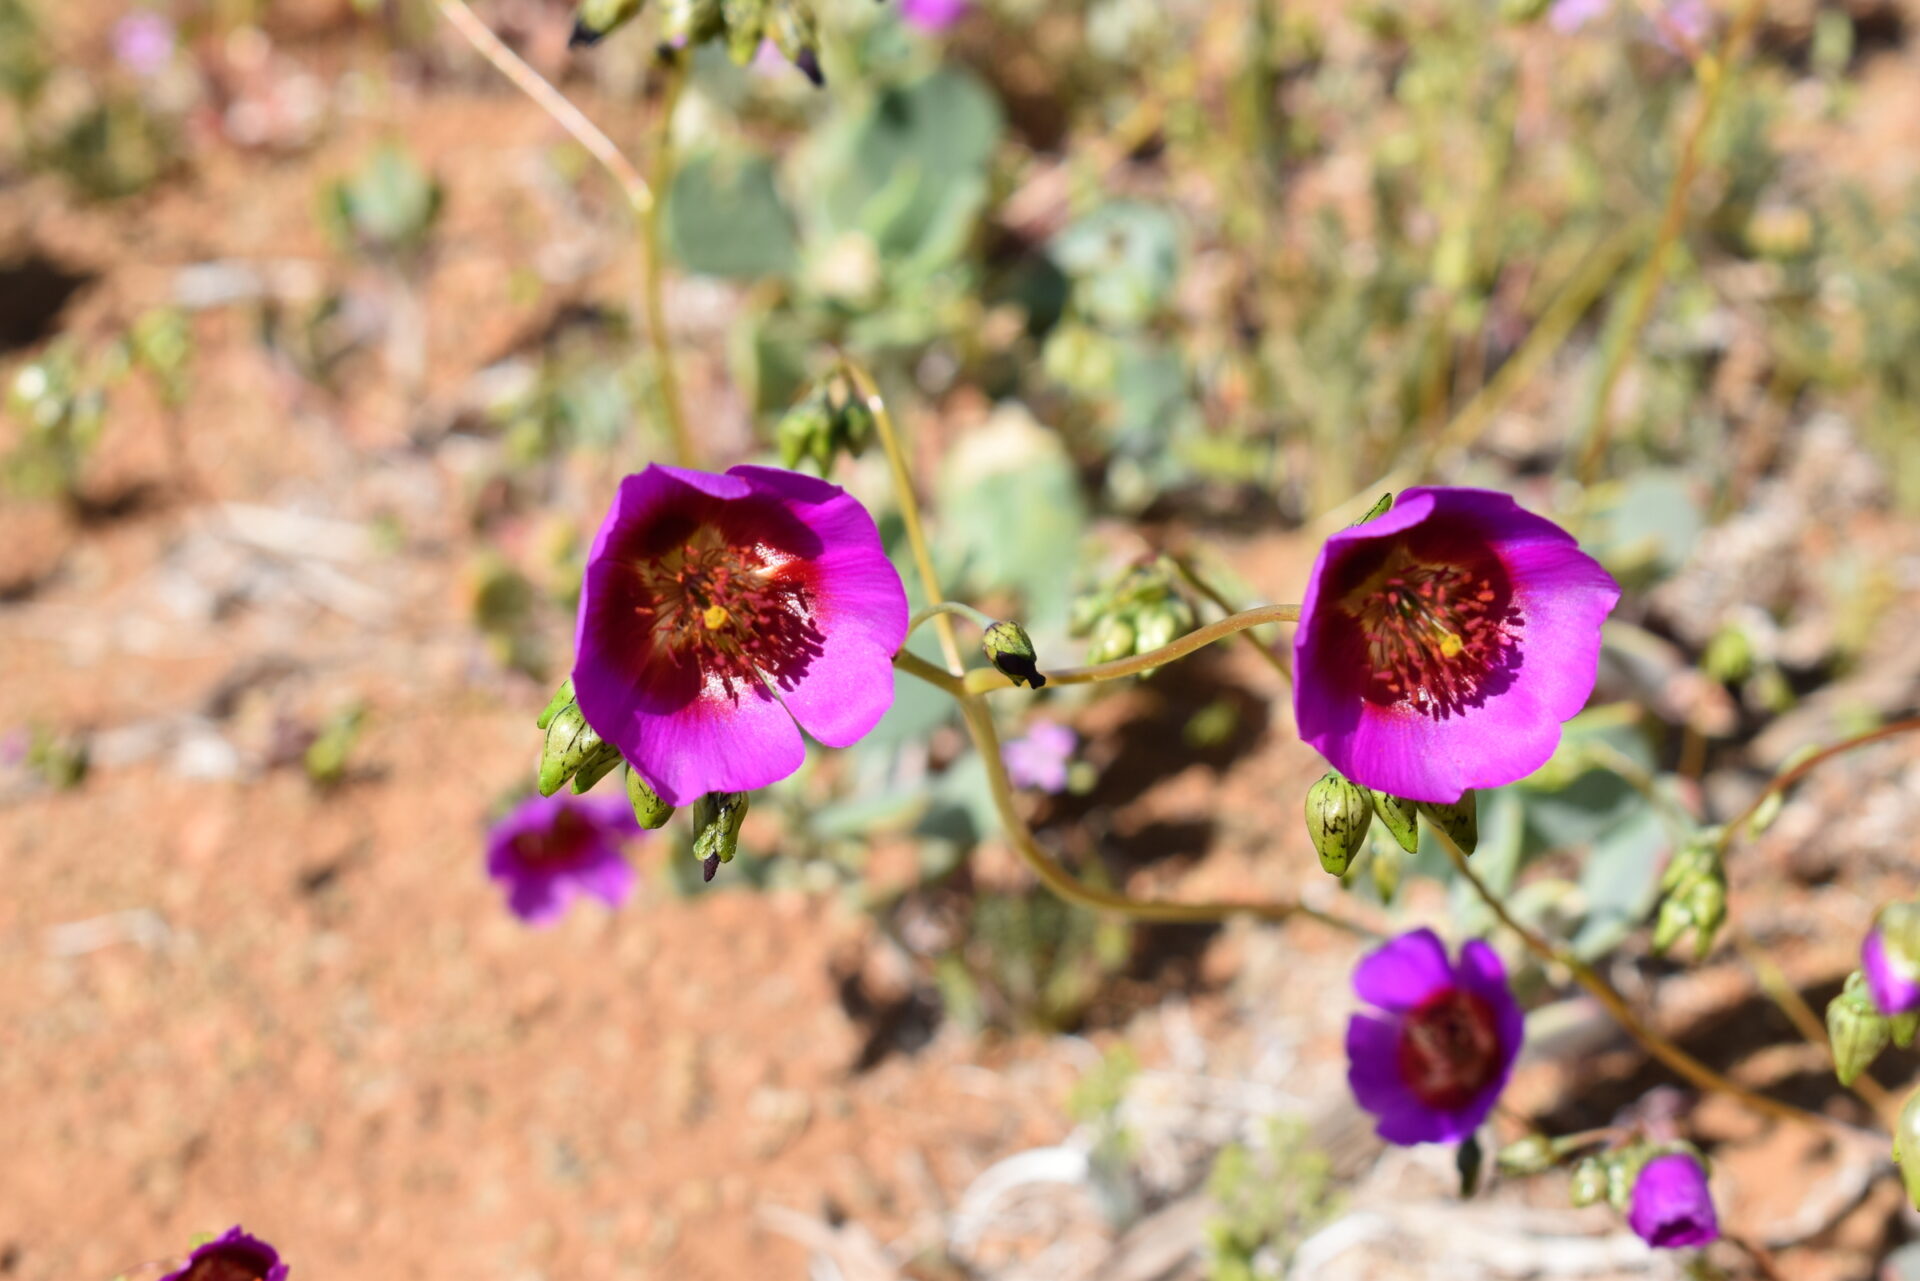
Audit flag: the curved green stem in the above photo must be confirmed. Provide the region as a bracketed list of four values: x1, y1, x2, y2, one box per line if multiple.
[962, 603, 1300, 695]
[843, 361, 966, 677]
[641, 58, 693, 467]
[1434, 822, 1832, 1130]
[893, 647, 965, 697]
[1719, 716, 1920, 855]
[908, 601, 998, 640]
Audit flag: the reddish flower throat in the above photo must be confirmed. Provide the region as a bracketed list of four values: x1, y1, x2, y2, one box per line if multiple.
[1341, 543, 1519, 718]
[1396, 986, 1501, 1110]
[632, 527, 822, 691]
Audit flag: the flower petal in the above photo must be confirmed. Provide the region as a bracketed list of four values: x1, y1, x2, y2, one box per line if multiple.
[1346, 1012, 1441, 1144]
[1628, 1153, 1720, 1249]
[731, 465, 908, 749]
[1353, 927, 1453, 1012]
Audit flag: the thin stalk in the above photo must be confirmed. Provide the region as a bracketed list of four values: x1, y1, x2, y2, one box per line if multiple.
[1573, 0, 1762, 485]
[843, 360, 966, 676]
[433, 0, 652, 213]
[908, 601, 999, 640]
[642, 58, 693, 467]
[1720, 716, 1920, 854]
[956, 696, 1377, 937]
[962, 604, 1301, 695]
[1728, 924, 1897, 1125]
[1168, 553, 1294, 691]
[1434, 823, 1829, 1130]
[892, 647, 965, 697]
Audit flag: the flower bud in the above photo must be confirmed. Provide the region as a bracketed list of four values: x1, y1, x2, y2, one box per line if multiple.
[569, 0, 646, 47]
[1895, 1011, 1920, 1050]
[1651, 893, 1694, 955]
[1369, 789, 1420, 854]
[1568, 1155, 1608, 1207]
[1420, 792, 1478, 855]
[692, 790, 749, 880]
[625, 765, 676, 829]
[1305, 772, 1372, 876]
[538, 697, 607, 797]
[1086, 614, 1136, 665]
[1496, 1133, 1556, 1177]
[1371, 836, 1405, 904]
[1132, 605, 1179, 658]
[536, 678, 576, 731]
[1350, 491, 1394, 527]
[1897, 1085, 1920, 1212]
[1826, 970, 1891, 1088]
[766, 0, 823, 85]
[659, 0, 724, 46]
[983, 620, 1046, 689]
[1866, 902, 1920, 1016]
[1683, 872, 1726, 962]
[776, 394, 834, 472]
[722, 0, 767, 62]
[570, 740, 623, 793]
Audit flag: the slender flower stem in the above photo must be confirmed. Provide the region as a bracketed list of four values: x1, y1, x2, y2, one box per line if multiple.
[843, 361, 966, 677]
[962, 604, 1302, 695]
[434, 0, 652, 214]
[1433, 823, 1830, 1130]
[1168, 553, 1294, 691]
[957, 696, 1378, 937]
[1573, 0, 1762, 486]
[1719, 716, 1920, 855]
[641, 58, 693, 468]
[908, 601, 999, 640]
[892, 647, 965, 697]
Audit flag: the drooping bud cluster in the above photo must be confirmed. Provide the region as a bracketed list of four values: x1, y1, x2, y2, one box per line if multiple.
[1652, 836, 1727, 962]
[569, 0, 825, 85]
[1567, 1143, 1718, 1250]
[1069, 559, 1197, 675]
[777, 367, 875, 474]
[1419, 792, 1478, 856]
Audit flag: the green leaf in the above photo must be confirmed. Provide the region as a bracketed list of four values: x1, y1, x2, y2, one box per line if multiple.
[666, 147, 799, 279]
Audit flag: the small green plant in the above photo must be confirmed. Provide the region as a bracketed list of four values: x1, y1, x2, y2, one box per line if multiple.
[1205, 1119, 1342, 1281]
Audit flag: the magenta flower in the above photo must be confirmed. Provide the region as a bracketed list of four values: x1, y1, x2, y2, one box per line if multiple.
[574, 465, 907, 807]
[1864, 926, 1920, 1016]
[1345, 928, 1524, 1145]
[161, 1227, 288, 1281]
[112, 11, 176, 77]
[1627, 1152, 1719, 1249]
[900, 0, 968, 32]
[1293, 488, 1619, 804]
[487, 793, 641, 926]
[1003, 721, 1076, 793]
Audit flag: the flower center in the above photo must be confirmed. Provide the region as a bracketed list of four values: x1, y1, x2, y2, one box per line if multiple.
[631, 525, 824, 694]
[1339, 542, 1520, 718]
[1395, 986, 1501, 1110]
[510, 806, 596, 869]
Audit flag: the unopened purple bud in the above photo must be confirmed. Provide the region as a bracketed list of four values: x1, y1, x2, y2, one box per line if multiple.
[1864, 923, 1920, 1017]
[1627, 1152, 1718, 1250]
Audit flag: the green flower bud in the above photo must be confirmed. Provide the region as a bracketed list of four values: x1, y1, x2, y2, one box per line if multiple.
[1369, 789, 1420, 854]
[1372, 837, 1405, 904]
[982, 620, 1046, 689]
[1496, 1133, 1557, 1177]
[625, 765, 676, 830]
[1087, 614, 1136, 665]
[1651, 893, 1694, 955]
[776, 394, 833, 472]
[1828, 970, 1891, 1088]
[1684, 871, 1727, 961]
[1068, 591, 1106, 638]
[539, 699, 606, 797]
[722, 0, 767, 62]
[571, 740, 623, 793]
[536, 678, 576, 731]
[569, 0, 645, 47]
[1899, 1086, 1920, 1211]
[659, 0, 723, 46]
[1132, 606, 1179, 657]
[1702, 625, 1754, 685]
[1420, 792, 1478, 855]
[1306, 772, 1372, 876]
[1568, 1155, 1607, 1207]
[1894, 1010, 1919, 1050]
[692, 791, 749, 880]
[766, 0, 824, 85]
[1604, 1144, 1648, 1213]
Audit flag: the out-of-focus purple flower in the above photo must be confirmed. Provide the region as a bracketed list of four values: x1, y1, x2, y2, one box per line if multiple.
[572, 465, 907, 807]
[1002, 721, 1077, 793]
[113, 10, 176, 77]
[487, 793, 642, 926]
[900, 0, 969, 32]
[1292, 487, 1619, 804]
[1648, 0, 1711, 53]
[1864, 925, 1920, 1017]
[1548, 0, 1609, 33]
[1345, 928, 1524, 1145]
[1627, 1152, 1719, 1249]
[160, 1227, 288, 1281]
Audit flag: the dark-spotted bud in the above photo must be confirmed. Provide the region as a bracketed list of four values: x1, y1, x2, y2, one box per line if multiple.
[983, 620, 1046, 689]
[1827, 970, 1891, 1088]
[1420, 792, 1478, 855]
[571, 740, 623, 793]
[692, 791, 749, 881]
[1306, 772, 1372, 876]
[1369, 789, 1420, 854]
[1372, 837, 1405, 904]
[1568, 1155, 1608, 1207]
[625, 764, 676, 830]
[539, 696, 606, 797]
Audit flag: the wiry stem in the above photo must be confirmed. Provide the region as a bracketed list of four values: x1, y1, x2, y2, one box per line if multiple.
[1573, 0, 1762, 485]
[908, 601, 999, 640]
[961, 604, 1301, 695]
[1434, 823, 1831, 1130]
[641, 58, 693, 467]
[1720, 716, 1920, 854]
